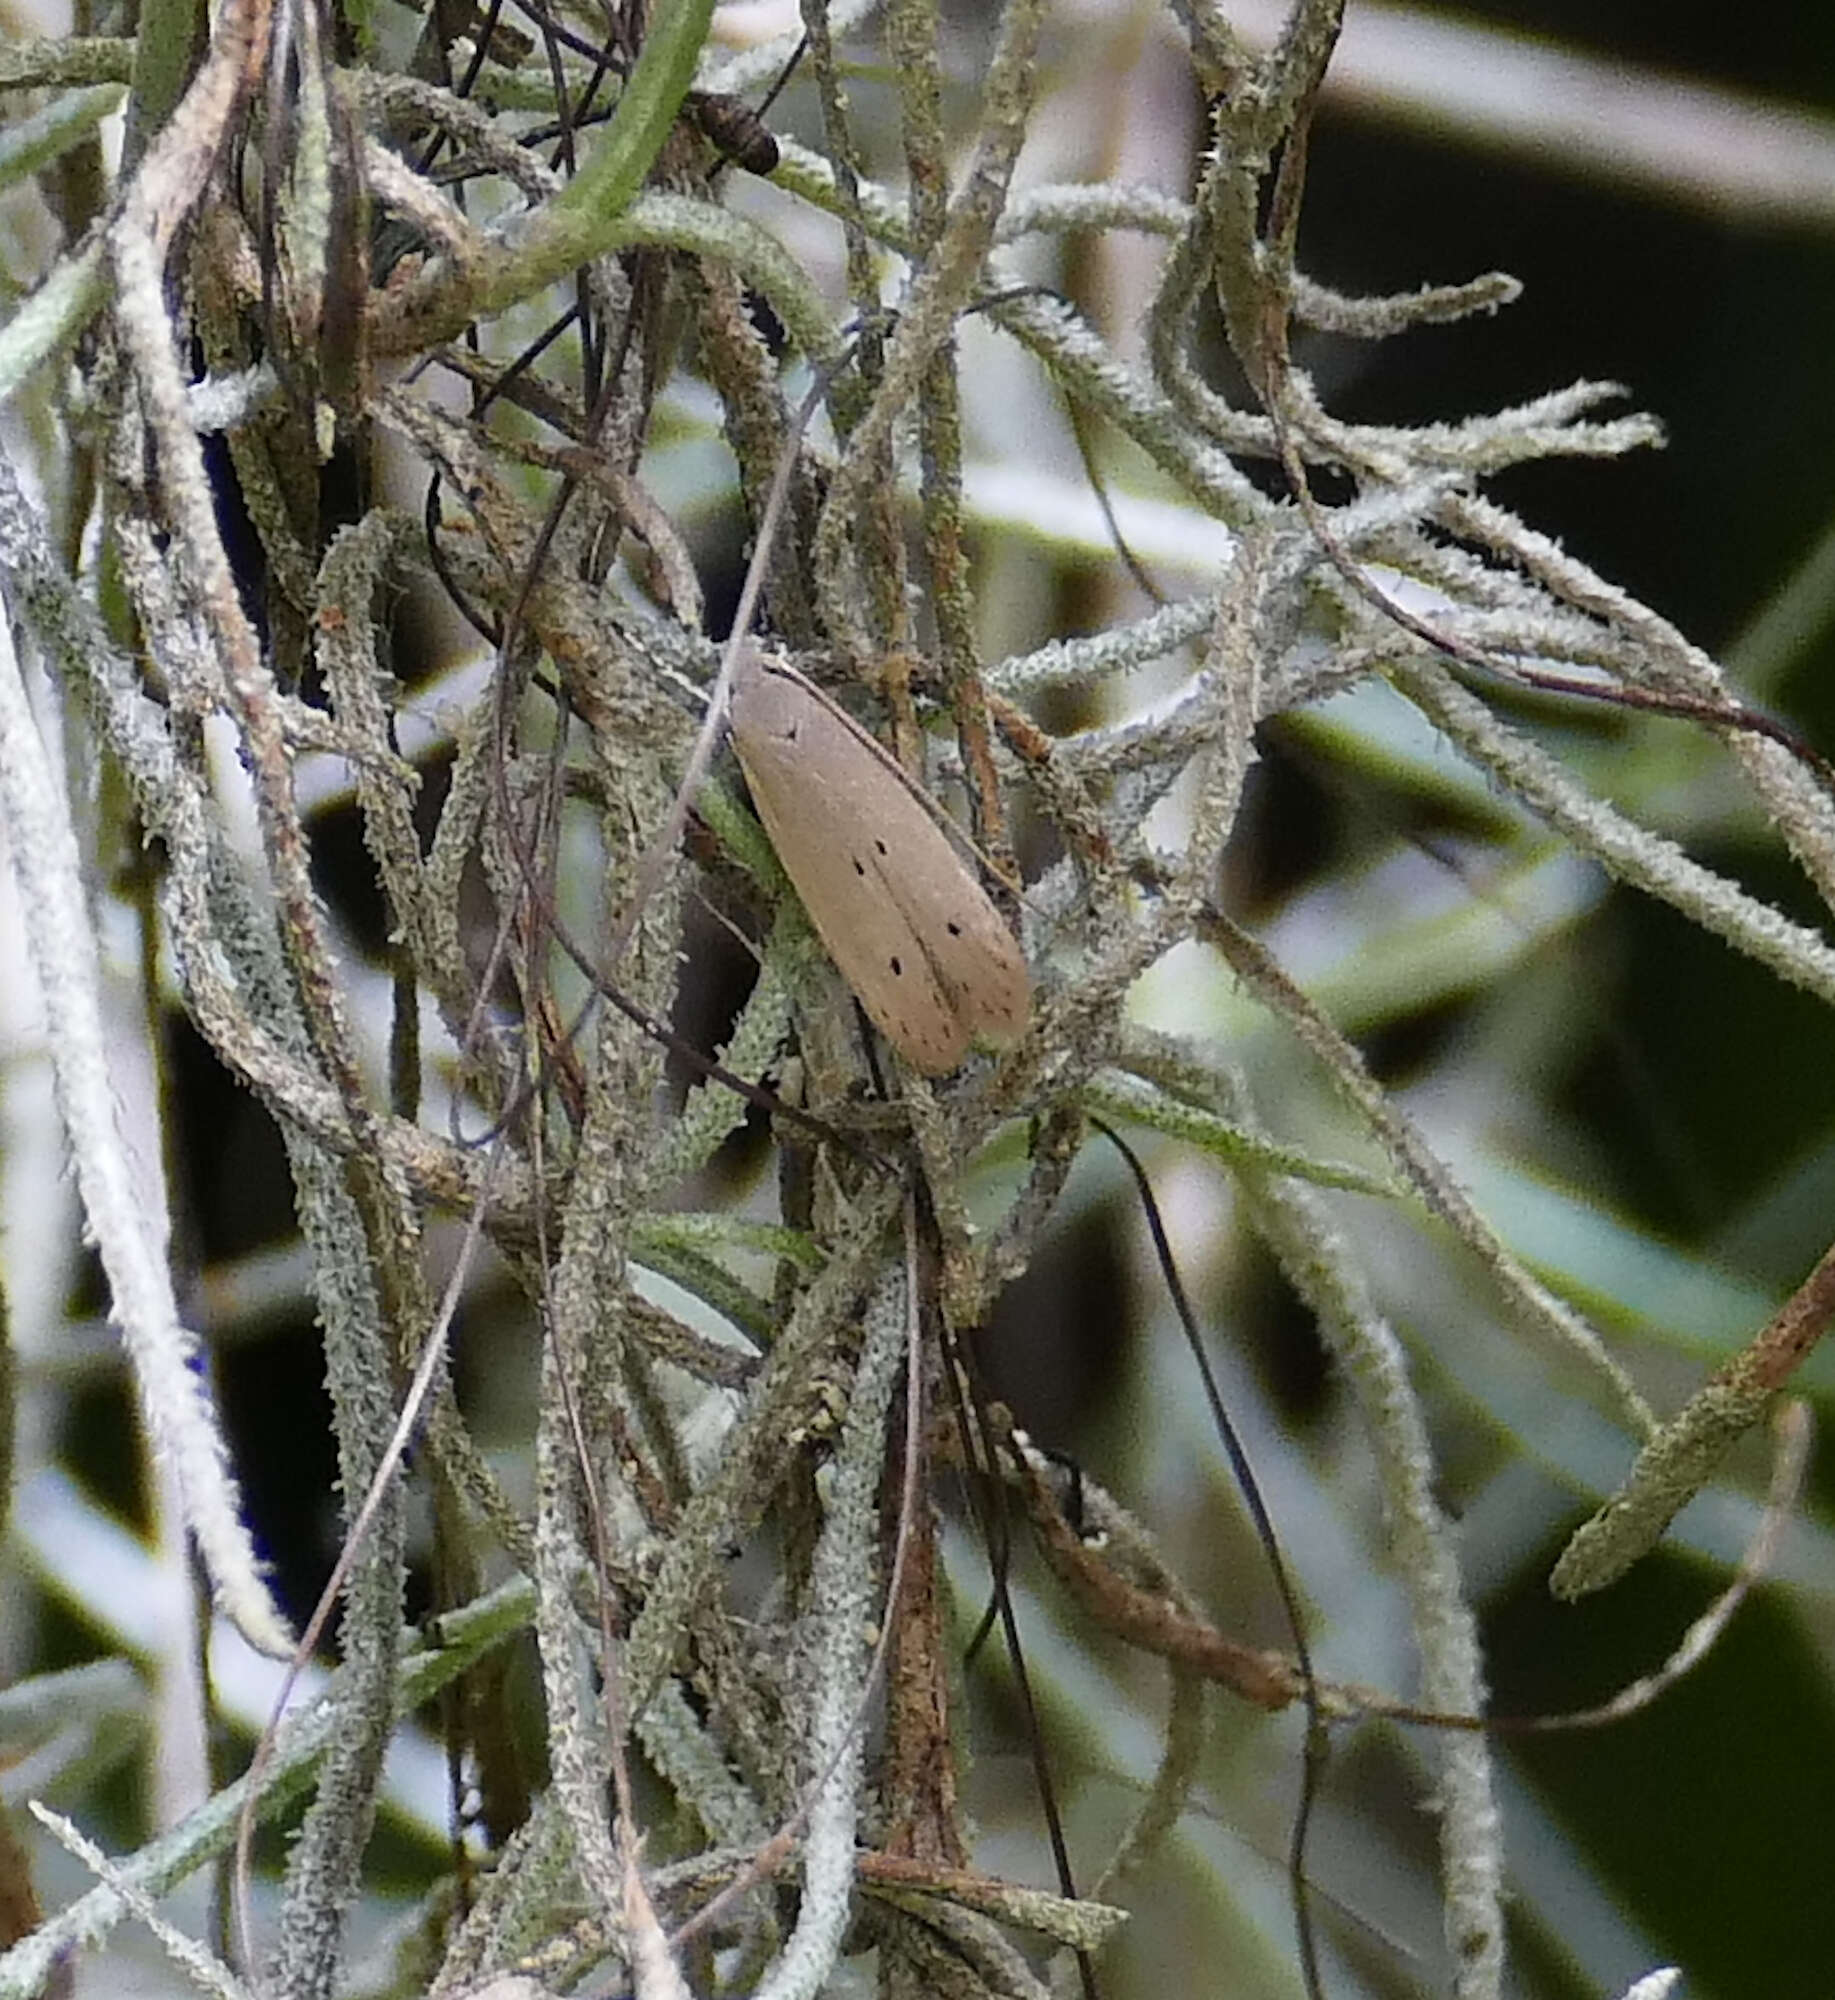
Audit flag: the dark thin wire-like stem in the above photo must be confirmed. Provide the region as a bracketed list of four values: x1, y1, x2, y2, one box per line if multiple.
[1090, 1115, 1327, 2000]
[943, 1293, 1101, 2000]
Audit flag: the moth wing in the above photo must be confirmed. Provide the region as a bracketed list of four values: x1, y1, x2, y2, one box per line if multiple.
[881, 837, 1031, 1051]
[732, 668, 968, 1074]
[732, 653, 1030, 1070]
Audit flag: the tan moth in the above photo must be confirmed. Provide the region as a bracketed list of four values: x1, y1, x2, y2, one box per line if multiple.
[728, 648, 1030, 1075]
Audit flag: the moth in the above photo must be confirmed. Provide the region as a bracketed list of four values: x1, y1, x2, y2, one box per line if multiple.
[728, 650, 1031, 1075]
